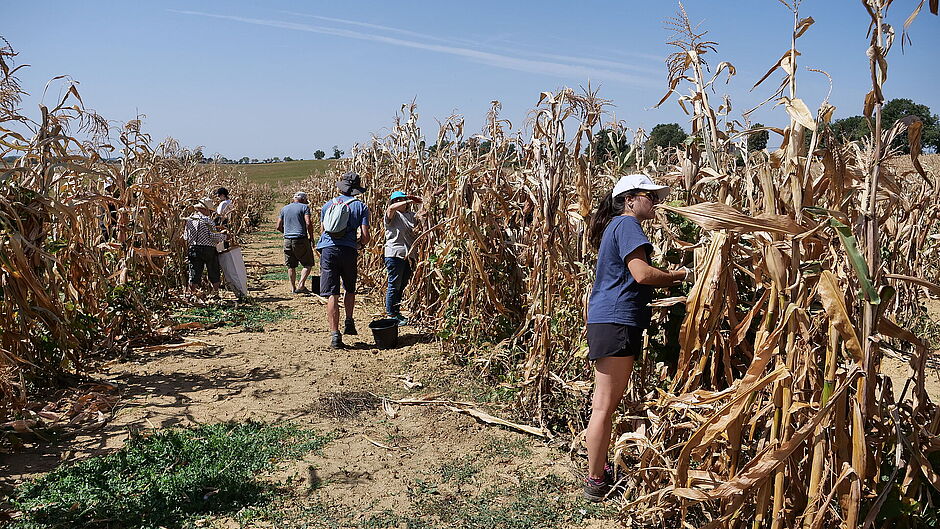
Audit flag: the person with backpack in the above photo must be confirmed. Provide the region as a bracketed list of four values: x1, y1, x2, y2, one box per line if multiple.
[582, 174, 692, 502]
[276, 192, 316, 294]
[317, 171, 371, 349]
[384, 191, 424, 325]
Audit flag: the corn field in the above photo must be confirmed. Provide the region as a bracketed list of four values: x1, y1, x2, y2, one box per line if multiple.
[0, 41, 274, 437]
[3, 0, 940, 526]
[296, 1, 940, 526]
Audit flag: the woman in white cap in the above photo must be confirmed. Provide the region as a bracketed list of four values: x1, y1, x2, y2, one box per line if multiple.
[582, 174, 691, 502]
[184, 197, 228, 294]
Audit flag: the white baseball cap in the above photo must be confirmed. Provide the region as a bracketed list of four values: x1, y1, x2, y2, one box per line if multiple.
[612, 174, 671, 202]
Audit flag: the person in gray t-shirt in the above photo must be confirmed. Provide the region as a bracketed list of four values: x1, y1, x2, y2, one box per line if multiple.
[276, 192, 315, 293]
[383, 190, 423, 324]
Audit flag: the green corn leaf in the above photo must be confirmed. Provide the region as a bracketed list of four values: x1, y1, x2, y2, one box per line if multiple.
[805, 207, 880, 304]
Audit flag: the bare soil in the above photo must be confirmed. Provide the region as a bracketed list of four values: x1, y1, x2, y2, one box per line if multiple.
[1, 219, 607, 527]
[880, 298, 940, 402]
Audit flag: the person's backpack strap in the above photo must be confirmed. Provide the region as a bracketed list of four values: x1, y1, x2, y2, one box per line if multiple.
[333, 196, 359, 206]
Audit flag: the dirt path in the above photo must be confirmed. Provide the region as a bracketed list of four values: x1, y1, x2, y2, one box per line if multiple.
[3, 218, 610, 528]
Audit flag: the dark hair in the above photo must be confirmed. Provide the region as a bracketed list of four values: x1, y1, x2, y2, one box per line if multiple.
[215, 187, 229, 197]
[588, 190, 634, 249]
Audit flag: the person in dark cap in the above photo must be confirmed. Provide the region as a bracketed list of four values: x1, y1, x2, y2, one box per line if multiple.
[316, 171, 371, 349]
[215, 187, 232, 226]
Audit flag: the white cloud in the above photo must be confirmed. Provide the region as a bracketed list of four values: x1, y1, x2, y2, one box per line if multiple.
[171, 10, 660, 88]
[279, 11, 662, 74]
[278, 11, 470, 45]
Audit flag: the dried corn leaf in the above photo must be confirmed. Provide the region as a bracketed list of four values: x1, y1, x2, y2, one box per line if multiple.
[660, 202, 804, 235]
[816, 270, 865, 362]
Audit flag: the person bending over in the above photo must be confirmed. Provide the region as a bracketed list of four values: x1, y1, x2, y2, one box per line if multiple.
[185, 197, 228, 295]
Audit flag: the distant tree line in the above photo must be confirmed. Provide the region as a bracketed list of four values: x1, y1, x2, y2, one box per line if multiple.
[227, 156, 296, 164]
[588, 97, 937, 168]
[313, 146, 344, 160]
[828, 98, 938, 153]
[189, 149, 301, 165]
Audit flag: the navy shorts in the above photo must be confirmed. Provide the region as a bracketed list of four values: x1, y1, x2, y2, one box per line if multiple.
[319, 245, 358, 296]
[586, 323, 644, 361]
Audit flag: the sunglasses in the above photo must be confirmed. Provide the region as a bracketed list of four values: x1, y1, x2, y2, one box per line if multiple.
[635, 192, 661, 204]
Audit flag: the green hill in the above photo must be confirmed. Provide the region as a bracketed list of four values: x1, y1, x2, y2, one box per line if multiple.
[228, 160, 337, 184]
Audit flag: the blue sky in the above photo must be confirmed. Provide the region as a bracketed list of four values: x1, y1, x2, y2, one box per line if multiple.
[6, 1, 939, 159]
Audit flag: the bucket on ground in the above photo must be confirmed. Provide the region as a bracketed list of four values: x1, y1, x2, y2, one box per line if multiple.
[310, 275, 320, 294]
[369, 318, 399, 349]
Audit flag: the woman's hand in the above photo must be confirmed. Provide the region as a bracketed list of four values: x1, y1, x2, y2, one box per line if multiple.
[626, 248, 694, 287]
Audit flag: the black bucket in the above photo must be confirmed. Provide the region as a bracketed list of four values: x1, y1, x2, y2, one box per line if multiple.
[369, 318, 399, 349]
[310, 275, 320, 294]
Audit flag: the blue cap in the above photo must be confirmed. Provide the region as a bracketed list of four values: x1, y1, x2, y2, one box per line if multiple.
[389, 191, 408, 202]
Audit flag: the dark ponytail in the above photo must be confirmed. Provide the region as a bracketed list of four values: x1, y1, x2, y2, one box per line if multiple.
[588, 191, 630, 249]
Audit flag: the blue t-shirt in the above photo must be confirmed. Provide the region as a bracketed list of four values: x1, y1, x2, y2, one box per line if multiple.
[316, 195, 370, 249]
[587, 215, 654, 327]
[279, 202, 311, 239]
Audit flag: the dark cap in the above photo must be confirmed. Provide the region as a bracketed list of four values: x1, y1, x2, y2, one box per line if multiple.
[336, 171, 367, 196]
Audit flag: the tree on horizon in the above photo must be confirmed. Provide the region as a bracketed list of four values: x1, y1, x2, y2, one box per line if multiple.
[646, 123, 688, 151]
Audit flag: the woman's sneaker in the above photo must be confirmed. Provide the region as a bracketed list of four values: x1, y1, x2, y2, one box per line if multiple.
[583, 464, 616, 502]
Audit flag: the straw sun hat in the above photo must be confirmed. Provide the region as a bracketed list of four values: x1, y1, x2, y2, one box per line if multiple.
[192, 197, 215, 211]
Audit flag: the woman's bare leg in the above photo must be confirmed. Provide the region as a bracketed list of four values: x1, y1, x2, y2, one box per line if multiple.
[585, 355, 635, 479]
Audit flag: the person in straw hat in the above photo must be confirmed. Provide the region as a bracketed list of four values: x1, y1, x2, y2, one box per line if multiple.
[184, 197, 228, 294]
[582, 174, 693, 502]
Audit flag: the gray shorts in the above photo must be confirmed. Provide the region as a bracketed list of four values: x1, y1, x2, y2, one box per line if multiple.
[284, 237, 315, 268]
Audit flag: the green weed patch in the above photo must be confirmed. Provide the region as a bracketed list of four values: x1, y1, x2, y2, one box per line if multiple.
[10, 422, 332, 529]
[262, 270, 289, 282]
[176, 303, 293, 332]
